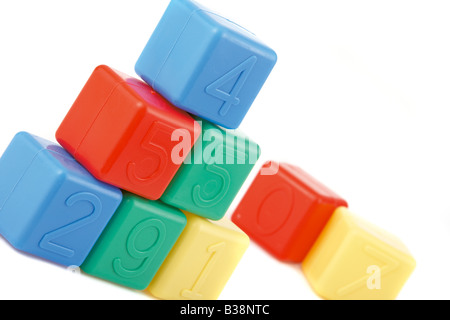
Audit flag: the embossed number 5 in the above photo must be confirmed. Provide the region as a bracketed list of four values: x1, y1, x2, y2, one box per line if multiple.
[192, 165, 231, 208]
[127, 121, 175, 185]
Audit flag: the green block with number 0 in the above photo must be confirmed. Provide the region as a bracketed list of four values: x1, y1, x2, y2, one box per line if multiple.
[81, 193, 187, 290]
[161, 119, 260, 221]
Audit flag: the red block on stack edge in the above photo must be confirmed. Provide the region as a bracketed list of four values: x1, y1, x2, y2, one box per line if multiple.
[231, 161, 348, 262]
[56, 65, 200, 200]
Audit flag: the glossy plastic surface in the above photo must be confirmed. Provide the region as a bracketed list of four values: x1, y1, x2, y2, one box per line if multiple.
[303, 207, 416, 300]
[232, 161, 348, 262]
[135, 0, 277, 129]
[147, 211, 249, 300]
[161, 118, 260, 220]
[81, 193, 186, 290]
[0, 132, 122, 266]
[56, 65, 200, 200]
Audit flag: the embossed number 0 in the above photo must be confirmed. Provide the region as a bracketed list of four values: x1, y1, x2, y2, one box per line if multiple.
[39, 192, 102, 258]
[206, 56, 257, 116]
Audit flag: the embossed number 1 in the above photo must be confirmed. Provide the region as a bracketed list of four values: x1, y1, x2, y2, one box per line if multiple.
[181, 242, 226, 299]
[206, 56, 257, 116]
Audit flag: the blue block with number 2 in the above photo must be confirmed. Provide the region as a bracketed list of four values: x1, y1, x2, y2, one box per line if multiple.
[0, 132, 122, 267]
[135, 0, 277, 129]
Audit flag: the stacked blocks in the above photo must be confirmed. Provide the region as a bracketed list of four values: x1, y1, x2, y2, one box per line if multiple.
[0, 0, 415, 300]
[232, 161, 416, 300]
[0, 0, 273, 300]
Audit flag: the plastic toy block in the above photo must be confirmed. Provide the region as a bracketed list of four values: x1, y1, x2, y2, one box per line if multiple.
[81, 193, 186, 290]
[302, 207, 416, 300]
[135, 0, 277, 129]
[160, 119, 260, 221]
[231, 161, 348, 262]
[0, 132, 122, 267]
[147, 211, 249, 300]
[56, 65, 200, 201]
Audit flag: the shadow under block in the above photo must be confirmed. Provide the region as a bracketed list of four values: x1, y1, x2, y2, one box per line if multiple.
[81, 193, 186, 290]
[135, 0, 277, 129]
[160, 119, 260, 220]
[232, 161, 348, 262]
[56, 65, 200, 201]
[0, 132, 122, 266]
[302, 207, 416, 300]
[147, 212, 249, 300]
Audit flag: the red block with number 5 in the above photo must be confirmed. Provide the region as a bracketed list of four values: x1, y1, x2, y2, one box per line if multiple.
[56, 65, 200, 200]
[231, 161, 348, 262]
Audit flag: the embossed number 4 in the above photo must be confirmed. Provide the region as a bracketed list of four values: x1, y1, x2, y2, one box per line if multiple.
[206, 56, 257, 116]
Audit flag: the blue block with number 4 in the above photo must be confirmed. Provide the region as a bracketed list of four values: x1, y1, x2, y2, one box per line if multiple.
[135, 0, 277, 129]
[0, 132, 122, 266]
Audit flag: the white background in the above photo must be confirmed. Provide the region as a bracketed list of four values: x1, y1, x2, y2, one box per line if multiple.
[0, 0, 449, 300]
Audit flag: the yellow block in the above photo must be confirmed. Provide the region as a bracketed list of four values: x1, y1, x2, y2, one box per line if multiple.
[302, 207, 416, 300]
[147, 211, 250, 300]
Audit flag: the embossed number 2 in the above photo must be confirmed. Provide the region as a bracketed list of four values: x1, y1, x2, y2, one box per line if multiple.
[206, 56, 257, 116]
[39, 192, 102, 258]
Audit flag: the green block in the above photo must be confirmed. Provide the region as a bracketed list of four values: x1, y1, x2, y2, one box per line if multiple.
[81, 193, 186, 290]
[161, 119, 260, 220]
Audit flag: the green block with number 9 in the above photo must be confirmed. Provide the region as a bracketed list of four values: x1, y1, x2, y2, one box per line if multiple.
[161, 119, 260, 221]
[81, 193, 187, 290]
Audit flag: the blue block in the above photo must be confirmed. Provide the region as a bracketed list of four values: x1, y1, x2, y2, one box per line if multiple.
[135, 0, 277, 129]
[0, 132, 123, 266]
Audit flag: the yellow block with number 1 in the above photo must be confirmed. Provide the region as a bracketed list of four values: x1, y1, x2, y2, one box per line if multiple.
[147, 211, 250, 300]
[302, 207, 416, 300]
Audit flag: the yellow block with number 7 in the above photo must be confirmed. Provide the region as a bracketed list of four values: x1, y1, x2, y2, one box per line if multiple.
[147, 211, 250, 300]
[302, 207, 416, 300]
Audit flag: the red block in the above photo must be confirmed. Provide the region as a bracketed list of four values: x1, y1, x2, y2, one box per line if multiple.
[56, 65, 200, 200]
[231, 161, 348, 262]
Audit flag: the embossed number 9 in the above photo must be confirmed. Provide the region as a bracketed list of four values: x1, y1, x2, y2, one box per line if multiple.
[113, 218, 166, 278]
